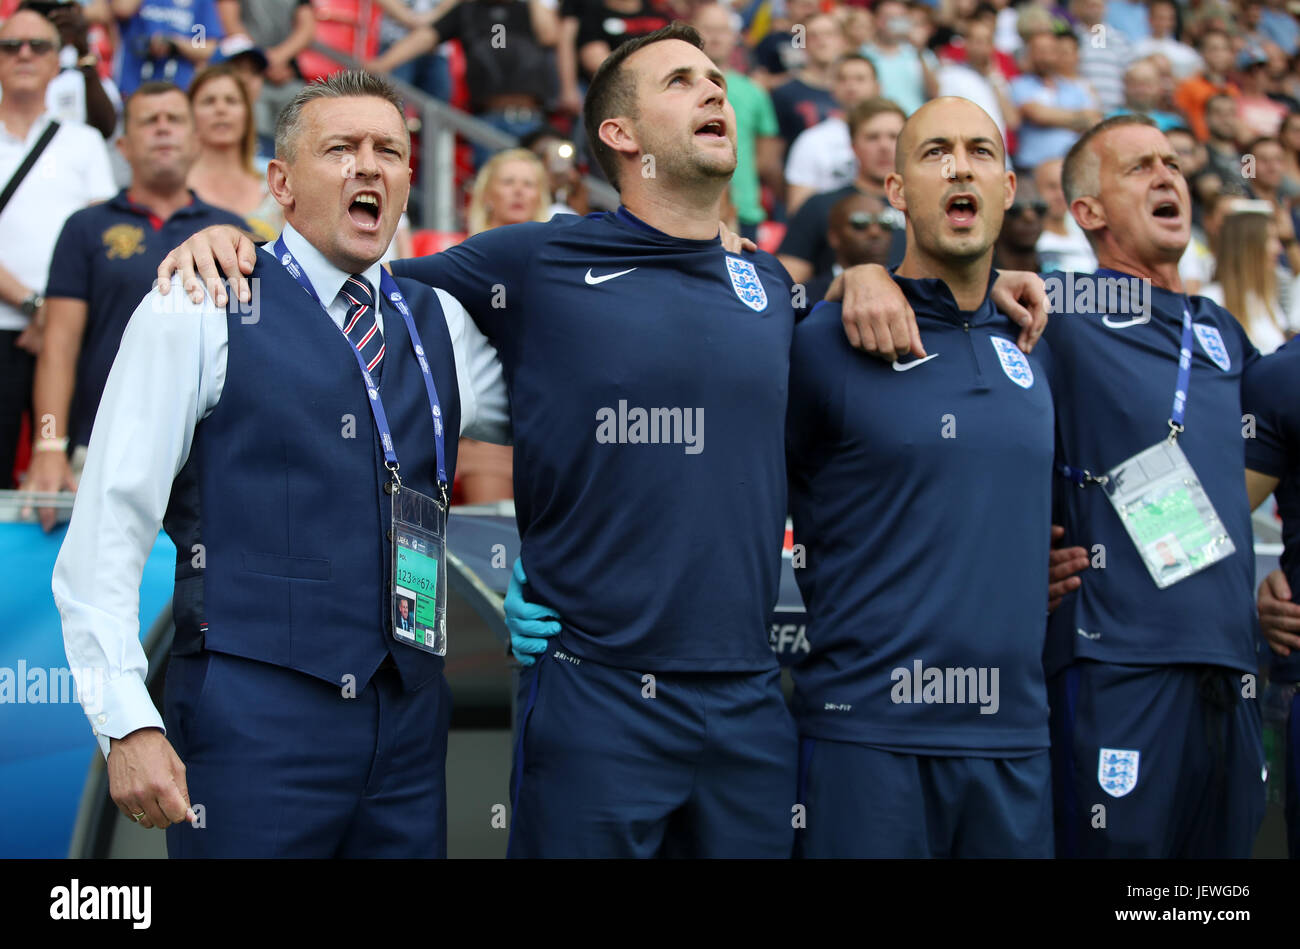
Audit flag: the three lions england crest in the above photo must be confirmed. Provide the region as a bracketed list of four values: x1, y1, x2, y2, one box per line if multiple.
[1098, 748, 1141, 798]
[725, 256, 767, 313]
[990, 336, 1034, 388]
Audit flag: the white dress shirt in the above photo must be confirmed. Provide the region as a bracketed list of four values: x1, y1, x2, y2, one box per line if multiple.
[0, 111, 115, 330]
[53, 223, 510, 757]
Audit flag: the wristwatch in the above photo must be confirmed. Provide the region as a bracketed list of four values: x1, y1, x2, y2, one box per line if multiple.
[21, 292, 43, 317]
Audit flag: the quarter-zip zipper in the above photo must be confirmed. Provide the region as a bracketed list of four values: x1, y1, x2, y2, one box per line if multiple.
[963, 320, 986, 386]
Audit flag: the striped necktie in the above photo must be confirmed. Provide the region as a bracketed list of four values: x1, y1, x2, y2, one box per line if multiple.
[340, 274, 384, 380]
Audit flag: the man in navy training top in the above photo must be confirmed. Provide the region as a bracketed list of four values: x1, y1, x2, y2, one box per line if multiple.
[786, 96, 1057, 858]
[153, 26, 1051, 858]
[1043, 115, 1267, 857]
[1241, 348, 1300, 859]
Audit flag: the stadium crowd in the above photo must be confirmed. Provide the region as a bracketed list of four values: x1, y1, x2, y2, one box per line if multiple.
[8, 0, 1300, 493]
[2, 0, 1300, 859]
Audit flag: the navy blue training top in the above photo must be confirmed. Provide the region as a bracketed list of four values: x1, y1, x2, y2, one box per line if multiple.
[392, 209, 794, 671]
[1242, 336, 1300, 683]
[1041, 270, 1261, 677]
[786, 274, 1055, 754]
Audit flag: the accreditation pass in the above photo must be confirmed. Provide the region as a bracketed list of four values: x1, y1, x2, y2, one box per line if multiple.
[391, 484, 448, 655]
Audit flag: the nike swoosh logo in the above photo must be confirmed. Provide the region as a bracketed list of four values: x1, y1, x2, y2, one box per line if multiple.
[891, 353, 940, 372]
[1102, 314, 1151, 328]
[585, 267, 637, 285]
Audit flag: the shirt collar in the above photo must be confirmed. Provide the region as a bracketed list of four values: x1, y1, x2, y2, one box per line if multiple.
[891, 267, 998, 325]
[110, 187, 200, 217]
[278, 221, 385, 309]
[613, 205, 721, 246]
[1093, 266, 1186, 319]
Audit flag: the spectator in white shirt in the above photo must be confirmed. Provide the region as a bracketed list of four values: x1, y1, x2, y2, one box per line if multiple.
[2, 2, 120, 139]
[0, 10, 114, 487]
[936, 18, 1019, 149]
[1135, 0, 1202, 81]
[992, 0, 1024, 55]
[1034, 155, 1097, 273]
[785, 54, 879, 215]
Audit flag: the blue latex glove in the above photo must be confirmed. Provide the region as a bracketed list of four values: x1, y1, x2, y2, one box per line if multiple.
[505, 558, 561, 666]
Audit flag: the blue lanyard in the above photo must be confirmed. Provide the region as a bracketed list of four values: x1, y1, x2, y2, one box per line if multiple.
[273, 237, 448, 502]
[1059, 299, 1196, 488]
[1170, 302, 1194, 432]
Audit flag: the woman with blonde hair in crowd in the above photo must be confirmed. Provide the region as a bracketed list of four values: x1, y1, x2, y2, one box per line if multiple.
[467, 147, 551, 235]
[1201, 205, 1294, 354]
[458, 148, 552, 504]
[187, 64, 283, 242]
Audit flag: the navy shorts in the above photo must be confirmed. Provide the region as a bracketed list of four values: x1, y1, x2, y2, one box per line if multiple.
[795, 738, 1053, 858]
[508, 645, 797, 858]
[1049, 661, 1266, 858]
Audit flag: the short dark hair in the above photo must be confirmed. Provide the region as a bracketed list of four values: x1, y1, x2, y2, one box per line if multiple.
[829, 190, 886, 229]
[835, 52, 877, 80]
[582, 22, 704, 189]
[1197, 27, 1231, 51]
[848, 97, 906, 139]
[519, 124, 570, 151]
[1062, 113, 1158, 204]
[122, 81, 187, 128]
[276, 69, 406, 162]
[1244, 135, 1281, 155]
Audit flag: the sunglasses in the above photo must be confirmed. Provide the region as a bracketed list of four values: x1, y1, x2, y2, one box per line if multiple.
[1008, 202, 1048, 218]
[0, 38, 57, 55]
[847, 211, 898, 231]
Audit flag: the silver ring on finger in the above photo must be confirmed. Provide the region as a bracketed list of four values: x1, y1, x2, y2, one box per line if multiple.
[131, 810, 146, 823]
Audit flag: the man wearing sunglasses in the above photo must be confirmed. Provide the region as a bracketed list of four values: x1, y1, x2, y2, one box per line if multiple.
[11, 1, 119, 140]
[0, 9, 115, 489]
[796, 191, 900, 320]
[994, 179, 1047, 274]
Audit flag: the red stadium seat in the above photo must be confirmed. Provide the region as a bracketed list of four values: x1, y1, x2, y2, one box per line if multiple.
[445, 39, 471, 112]
[409, 229, 467, 257]
[757, 221, 786, 254]
[298, 0, 383, 82]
